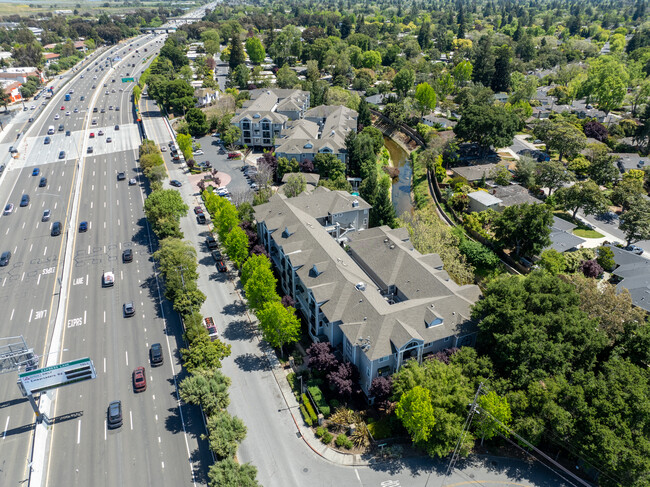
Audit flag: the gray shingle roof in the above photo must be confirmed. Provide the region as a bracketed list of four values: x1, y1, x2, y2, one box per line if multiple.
[607, 245, 650, 312]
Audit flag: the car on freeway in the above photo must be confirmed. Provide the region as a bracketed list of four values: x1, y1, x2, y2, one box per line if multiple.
[0, 165, 4, 173]
[0, 251, 11, 266]
[9, 146, 17, 154]
[100, 108, 105, 113]
[60, 106, 65, 110]
[132, 367, 146, 392]
[170, 180, 182, 187]
[79, 221, 88, 232]
[107, 400, 123, 429]
[54, 114, 60, 120]
[128, 178, 137, 186]
[98, 130, 104, 136]
[122, 248, 133, 263]
[216, 260, 227, 273]
[39, 177, 47, 187]
[32, 167, 40, 176]
[150, 343, 163, 366]
[114, 125, 120, 131]
[51, 221, 61, 236]
[28, 117, 34, 123]
[117, 172, 126, 181]
[20, 194, 30, 207]
[42, 209, 50, 221]
[87, 146, 94, 154]
[123, 302, 135, 317]
[66, 130, 71, 136]
[58, 124, 64, 132]
[102, 271, 114, 287]
[65, 111, 70, 116]
[211, 250, 222, 262]
[107, 137, 112, 143]
[5, 202, 15, 214]
[89, 132, 95, 138]
[59, 151, 65, 159]
[73, 108, 79, 113]
[115, 106, 120, 111]
[93, 107, 98, 113]
[109, 105, 113, 110]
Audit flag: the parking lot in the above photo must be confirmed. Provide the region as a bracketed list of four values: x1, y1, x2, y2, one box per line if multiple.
[187, 133, 253, 197]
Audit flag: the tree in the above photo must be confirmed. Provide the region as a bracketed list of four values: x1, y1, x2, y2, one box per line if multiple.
[179, 369, 231, 416]
[232, 64, 249, 90]
[185, 107, 209, 137]
[370, 179, 396, 227]
[538, 249, 566, 274]
[535, 160, 574, 196]
[596, 246, 616, 272]
[221, 125, 242, 149]
[245, 37, 265, 65]
[327, 361, 359, 399]
[208, 459, 260, 487]
[181, 333, 232, 372]
[228, 34, 245, 71]
[475, 391, 512, 444]
[555, 180, 608, 218]
[513, 155, 538, 188]
[306, 342, 338, 372]
[144, 190, 189, 239]
[240, 254, 272, 288]
[277, 157, 300, 180]
[257, 301, 301, 357]
[414, 82, 437, 117]
[395, 386, 436, 444]
[357, 98, 371, 129]
[452, 60, 473, 88]
[472, 35, 495, 88]
[586, 144, 619, 186]
[313, 153, 346, 180]
[392, 68, 415, 98]
[369, 376, 393, 409]
[620, 198, 650, 245]
[417, 20, 430, 49]
[204, 411, 247, 458]
[493, 203, 553, 257]
[284, 173, 306, 197]
[611, 177, 645, 211]
[583, 120, 609, 142]
[533, 121, 586, 162]
[491, 45, 512, 93]
[276, 64, 300, 89]
[243, 264, 279, 312]
[176, 133, 193, 160]
[224, 226, 249, 268]
[594, 75, 627, 115]
[581, 259, 603, 278]
[0, 90, 10, 112]
[454, 104, 519, 154]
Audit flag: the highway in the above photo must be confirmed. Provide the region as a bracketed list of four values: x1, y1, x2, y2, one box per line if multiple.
[0, 28, 211, 487]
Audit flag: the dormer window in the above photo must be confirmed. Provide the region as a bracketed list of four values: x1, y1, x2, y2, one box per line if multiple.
[282, 226, 292, 238]
[309, 264, 321, 277]
[304, 143, 313, 149]
[426, 317, 444, 328]
[253, 113, 261, 119]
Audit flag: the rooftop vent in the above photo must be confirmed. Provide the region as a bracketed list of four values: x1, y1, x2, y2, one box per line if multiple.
[355, 282, 366, 291]
[352, 199, 359, 208]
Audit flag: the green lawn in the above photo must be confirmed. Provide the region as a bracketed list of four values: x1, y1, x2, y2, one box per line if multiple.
[573, 227, 604, 238]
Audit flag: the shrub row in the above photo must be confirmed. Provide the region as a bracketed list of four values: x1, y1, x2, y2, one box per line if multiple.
[300, 404, 312, 427]
[301, 393, 318, 424]
[308, 385, 330, 417]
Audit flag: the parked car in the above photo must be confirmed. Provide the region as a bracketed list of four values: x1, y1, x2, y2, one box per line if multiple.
[624, 245, 644, 255]
[170, 180, 182, 187]
[216, 260, 227, 272]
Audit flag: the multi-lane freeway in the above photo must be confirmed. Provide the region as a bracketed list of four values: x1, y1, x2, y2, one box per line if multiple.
[0, 29, 211, 487]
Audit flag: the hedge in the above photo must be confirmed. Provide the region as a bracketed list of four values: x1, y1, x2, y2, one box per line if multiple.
[301, 393, 318, 424]
[308, 385, 330, 417]
[300, 404, 313, 427]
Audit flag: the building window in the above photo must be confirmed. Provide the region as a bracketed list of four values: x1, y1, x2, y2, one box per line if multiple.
[378, 356, 389, 363]
[345, 338, 352, 358]
[444, 337, 450, 342]
[366, 367, 371, 377]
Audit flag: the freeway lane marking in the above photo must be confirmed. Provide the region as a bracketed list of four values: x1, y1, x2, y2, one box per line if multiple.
[28, 309, 33, 322]
[103, 357, 106, 373]
[76, 419, 81, 444]
[103, 310, 106, 323]
[37, 274, 41, 285]
[10, 308, 14, 320]
[104, 421, 106, 440]
[129, 410, 133, 430]
[83, 310, 86, 325]
[2, 416, 9, 439]
[161, 461, 164, 469]
[44, 246, 47, 255]
[125, 351, 128, 366]
[29, 243, 33, 252]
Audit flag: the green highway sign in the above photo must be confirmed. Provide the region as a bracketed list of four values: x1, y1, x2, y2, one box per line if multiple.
[122, 77, 135, 83]
[18, 357, 96, 395]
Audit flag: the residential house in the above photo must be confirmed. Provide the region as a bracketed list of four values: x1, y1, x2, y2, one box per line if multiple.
[231, 88, 310, 148]
[43, 53, 60, 65]
[610, 153, 648, 172]
[254, 190, 481, 397]
[491, 184, 540, 207]
[194, 87, 218, 107]
[281, 172, 320, 187]
[422, 115, 456, 129]
[274, 105, 358, 165]
[0, 67, 44, 84]
[607, 245, 650, 312]
[1, 80, 22, 103]
[467, 190, 501, 212]
[451, 162, 509, 183]
[545, 216, 586, 253]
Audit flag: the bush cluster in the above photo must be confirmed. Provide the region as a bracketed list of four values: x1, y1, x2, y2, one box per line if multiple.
[335, 434, 353, 449]
[301, 393, 318, 424]
[308, 385, 331, 417]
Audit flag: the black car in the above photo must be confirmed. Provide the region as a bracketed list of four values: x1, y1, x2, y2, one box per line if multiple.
[122, 248, 133, 262]
[107, 400, 123, 429]
[123, 302, 135, 317]
[87, 146, 94, 154]
[115, 125, 120, 131]
[206, 235, 218, 250]
[0, 251, 11, 266]
[170, 180, 182, 187]
[20, 194, 30, 207]
[66, 130, 71, 136]
[39, 177, 47, 187]
[44, 136, 50, 144]
[150, 343, 163, 366]
[59, 150, 66, 159]
[211, 250, 222, 262]
[79, 221, 88, 232]
[197, 213, 207, 224]
[216, 260, 227, 273]
[51, 221, 62, 236]
[117, 172, 126, 181]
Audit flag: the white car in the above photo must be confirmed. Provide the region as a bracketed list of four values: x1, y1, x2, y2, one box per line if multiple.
[160, 146, 167, 152]
[193, 150, 204, 156]
[65, 111, 70, 116]
[54, 114, 60, 120]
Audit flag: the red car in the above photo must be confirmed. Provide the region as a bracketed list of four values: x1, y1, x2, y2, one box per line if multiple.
[89, 132, 95, 138]
[132, 367, 146, 392]
[60, 106, 65, 110]
[194, 206, 203, 215]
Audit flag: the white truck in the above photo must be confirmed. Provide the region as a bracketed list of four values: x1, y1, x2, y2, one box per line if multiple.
[47, 125, 55, 135]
